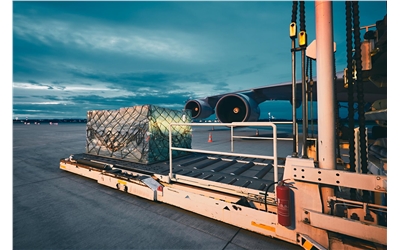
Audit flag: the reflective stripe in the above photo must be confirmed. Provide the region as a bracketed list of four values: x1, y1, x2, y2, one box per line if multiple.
[251, 221, 275, 232]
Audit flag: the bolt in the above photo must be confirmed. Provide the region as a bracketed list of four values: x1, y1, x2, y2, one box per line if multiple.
[376, 176, 381, 180]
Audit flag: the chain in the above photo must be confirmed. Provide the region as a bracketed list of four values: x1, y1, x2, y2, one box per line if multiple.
[345, 2, 356, 175]
[291, 1, 298, 23]
[352, 2, 370, 202]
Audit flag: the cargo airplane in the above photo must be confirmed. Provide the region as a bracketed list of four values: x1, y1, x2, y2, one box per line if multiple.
[184, 15, 387, 124]
[184, 69, 387, 123]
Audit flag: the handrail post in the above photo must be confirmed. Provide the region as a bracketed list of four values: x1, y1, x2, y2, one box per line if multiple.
[272, 123, 278, 192]
[231, 125, 234, 152]
[296, 122, 299, 153]
[169, 123, 173, 182]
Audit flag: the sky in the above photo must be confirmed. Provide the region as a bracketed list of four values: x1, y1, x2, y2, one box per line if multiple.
[11, 1, 388, 121]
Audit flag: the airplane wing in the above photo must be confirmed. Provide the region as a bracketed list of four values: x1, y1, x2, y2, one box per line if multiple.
[185, 14, 387, 123]
[184, 70, 387, 123]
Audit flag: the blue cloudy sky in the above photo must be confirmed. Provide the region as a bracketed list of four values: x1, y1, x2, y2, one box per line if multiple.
[11, 1, 388, 120]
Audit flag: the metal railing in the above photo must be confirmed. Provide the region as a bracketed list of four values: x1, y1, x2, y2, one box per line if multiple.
[230, 121, 298, 153]
[168, 122, 280, 187]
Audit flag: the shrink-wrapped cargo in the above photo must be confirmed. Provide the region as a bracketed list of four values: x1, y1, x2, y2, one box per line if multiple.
[86, 105, 192, 164]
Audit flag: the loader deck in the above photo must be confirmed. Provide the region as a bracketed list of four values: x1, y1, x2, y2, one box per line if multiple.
[64, 152, 286, 192]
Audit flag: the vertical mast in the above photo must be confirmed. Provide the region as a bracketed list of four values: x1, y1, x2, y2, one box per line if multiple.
[315, 1, 336, 168]
[315, 0, 335, 212]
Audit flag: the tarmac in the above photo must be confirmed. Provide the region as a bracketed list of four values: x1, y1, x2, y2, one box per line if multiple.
[13, 122, 302, 250]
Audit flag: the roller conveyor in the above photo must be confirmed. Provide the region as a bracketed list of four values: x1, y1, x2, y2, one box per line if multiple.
[65, 152, 284, 192]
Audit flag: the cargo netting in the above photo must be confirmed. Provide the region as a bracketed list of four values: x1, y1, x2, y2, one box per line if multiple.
[86, 105, 192, 164]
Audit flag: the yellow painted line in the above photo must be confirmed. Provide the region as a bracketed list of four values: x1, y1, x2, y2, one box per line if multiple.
[118, 180, 127, 185]
[60, 164, 66, 169]
[251, 221, 275, 232]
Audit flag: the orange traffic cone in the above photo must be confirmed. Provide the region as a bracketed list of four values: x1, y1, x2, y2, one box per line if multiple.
[208, 132, 213, 143]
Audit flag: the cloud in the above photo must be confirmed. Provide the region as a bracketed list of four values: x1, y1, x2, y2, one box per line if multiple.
[13, 12, 210, 64]
[12, 1, 387, 120]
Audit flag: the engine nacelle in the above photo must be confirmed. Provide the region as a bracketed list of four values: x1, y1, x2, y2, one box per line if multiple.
[215, 93, 260, 123]
[290, 98, 302, 109]
[184, 99, 215, 119]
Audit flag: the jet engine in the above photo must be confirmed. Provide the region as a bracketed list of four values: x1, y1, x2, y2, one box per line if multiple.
[184, 99, 215, 119]
[215, 93, 260, 123]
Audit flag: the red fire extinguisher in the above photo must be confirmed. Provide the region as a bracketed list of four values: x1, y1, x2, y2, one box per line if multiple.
[277, 180, 291, 226]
